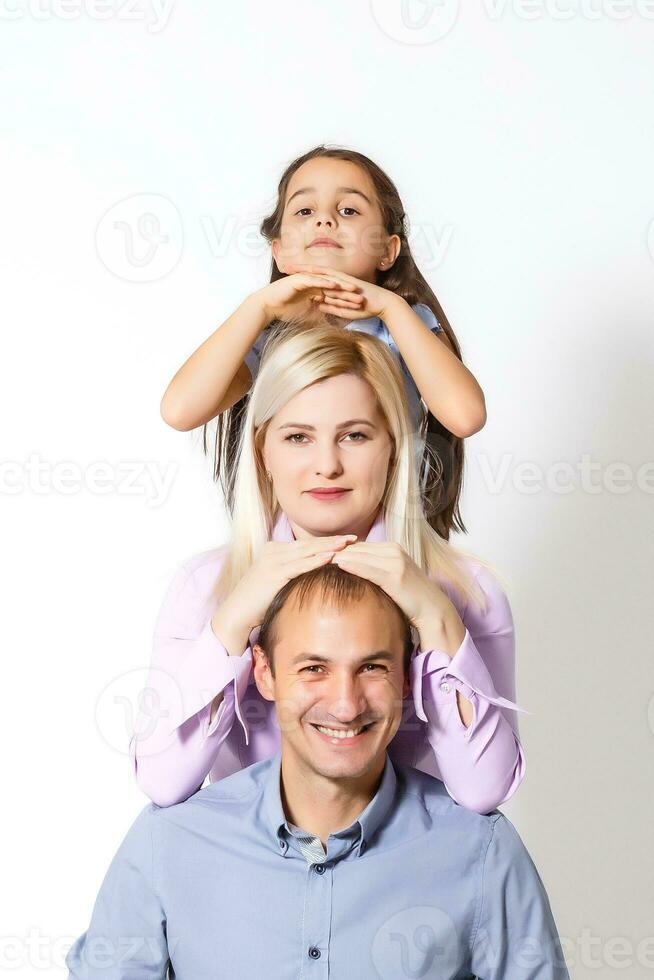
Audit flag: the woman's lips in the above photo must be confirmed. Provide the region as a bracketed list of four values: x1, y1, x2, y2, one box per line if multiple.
[306, 489, 351, 501]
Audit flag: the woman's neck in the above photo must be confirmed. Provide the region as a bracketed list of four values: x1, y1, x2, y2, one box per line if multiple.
[288, 508, 379, 543]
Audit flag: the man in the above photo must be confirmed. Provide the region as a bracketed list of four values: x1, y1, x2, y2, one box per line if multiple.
[67, 564, 569, 979]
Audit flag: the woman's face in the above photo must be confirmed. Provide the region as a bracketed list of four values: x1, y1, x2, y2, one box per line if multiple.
[272, 157, 400, 283]
[262, 373, 394, 540]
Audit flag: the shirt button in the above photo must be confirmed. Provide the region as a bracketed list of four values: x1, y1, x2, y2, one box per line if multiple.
[440, 682, 451, 694]
[308, 946, 321, 959]
[314, 863, 326, 874]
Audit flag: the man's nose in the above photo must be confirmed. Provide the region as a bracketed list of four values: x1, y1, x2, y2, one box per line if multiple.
[325, 675, 367, 725]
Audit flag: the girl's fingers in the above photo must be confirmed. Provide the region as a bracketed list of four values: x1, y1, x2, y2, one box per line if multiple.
[292, 266, 362, 291]
[318, 295, 365, 309]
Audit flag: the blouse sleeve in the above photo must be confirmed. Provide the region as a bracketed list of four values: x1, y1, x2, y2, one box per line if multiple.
[412, 302, 443, 334]
[129, 553, 253, 808]
[243, 325, 274, 384]
[410, 563, 528, 814]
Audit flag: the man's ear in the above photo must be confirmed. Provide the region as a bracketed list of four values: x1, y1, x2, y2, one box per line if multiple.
[252, 643, 275, 702]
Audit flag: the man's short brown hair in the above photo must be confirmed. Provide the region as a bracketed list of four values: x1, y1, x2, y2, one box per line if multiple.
[256, 562, 415, 677]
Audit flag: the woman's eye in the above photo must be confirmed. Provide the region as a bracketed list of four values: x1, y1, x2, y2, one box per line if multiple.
[284, 432, 367, 445]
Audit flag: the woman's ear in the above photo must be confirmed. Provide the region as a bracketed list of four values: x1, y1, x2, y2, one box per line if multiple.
[252, 644, 275, 702]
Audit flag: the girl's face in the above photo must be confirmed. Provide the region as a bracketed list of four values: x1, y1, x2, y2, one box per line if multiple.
[261, 373, 394, 540]
[272, 157, 400, 283]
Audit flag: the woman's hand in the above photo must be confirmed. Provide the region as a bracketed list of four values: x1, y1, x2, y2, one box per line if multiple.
[284, 263, 402, 321]
[254, 272, 365, 324]
[212, 534, 358, 654]
[330, 541, 465, 654]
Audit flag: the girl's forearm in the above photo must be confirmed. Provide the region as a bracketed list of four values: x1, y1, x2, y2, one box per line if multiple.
[160, 292, 270, 431]
[381, 296, 487, 438]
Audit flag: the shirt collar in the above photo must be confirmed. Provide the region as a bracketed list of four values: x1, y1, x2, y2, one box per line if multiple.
[271, 507, 387, 544]
[262, 751, 398, 860]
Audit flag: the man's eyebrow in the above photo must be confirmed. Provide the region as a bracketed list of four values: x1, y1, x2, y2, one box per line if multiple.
[290, 651, 397, 666]
[276, 419, 378, 431]
[286, 186, 373, 207]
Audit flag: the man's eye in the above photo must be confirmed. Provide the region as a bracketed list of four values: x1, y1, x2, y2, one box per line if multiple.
[363, 664, 385, 672]
[301, 665, 324, 673]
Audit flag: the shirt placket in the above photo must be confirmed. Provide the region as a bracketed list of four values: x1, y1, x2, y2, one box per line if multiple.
[299, 858, 332, 978]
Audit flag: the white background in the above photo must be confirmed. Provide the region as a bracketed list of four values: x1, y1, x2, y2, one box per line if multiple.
[2, 1, 653, 976]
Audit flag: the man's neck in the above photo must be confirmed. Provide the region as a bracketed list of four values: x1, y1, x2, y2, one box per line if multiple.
[279, 752, 385, 848]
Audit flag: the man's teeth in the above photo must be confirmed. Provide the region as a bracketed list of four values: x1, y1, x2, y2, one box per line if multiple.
[315, 725, 366, 739]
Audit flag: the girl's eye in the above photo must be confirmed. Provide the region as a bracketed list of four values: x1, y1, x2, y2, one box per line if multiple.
[293, 206, 359, 217]
[284, 432, 368, 445]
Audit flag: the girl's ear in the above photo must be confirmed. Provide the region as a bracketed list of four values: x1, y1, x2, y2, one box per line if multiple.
[252, 644, 275, 702]
[271, 238, 284, 273]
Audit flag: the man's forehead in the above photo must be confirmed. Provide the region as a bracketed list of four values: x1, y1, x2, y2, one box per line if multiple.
[274, 590, 405, 648]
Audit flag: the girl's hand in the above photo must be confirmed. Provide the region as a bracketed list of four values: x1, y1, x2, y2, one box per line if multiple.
[255, 272, 365, 324]
[214, 535, 358, 645]
[330, 541, 458, 636]
[284, 264, 400, 321]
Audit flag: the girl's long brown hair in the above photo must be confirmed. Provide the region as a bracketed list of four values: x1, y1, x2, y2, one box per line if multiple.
[204, 144, 468, 540]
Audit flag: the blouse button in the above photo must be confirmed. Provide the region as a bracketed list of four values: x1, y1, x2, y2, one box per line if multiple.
[440, 682, 451, 694]
[308, 946, 321, 959]
[314, 863, 326, 874]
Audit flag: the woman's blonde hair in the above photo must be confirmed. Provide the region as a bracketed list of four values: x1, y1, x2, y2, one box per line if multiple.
[212, 321, 501, 611]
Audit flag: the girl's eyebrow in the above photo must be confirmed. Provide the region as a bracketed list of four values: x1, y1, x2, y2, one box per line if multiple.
[286, 186, 372, 207]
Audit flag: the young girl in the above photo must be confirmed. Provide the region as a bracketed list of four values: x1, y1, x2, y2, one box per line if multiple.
[161, 145, 486, 540]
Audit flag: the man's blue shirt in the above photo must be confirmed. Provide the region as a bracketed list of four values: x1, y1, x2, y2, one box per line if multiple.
[67, 752, 569, 978]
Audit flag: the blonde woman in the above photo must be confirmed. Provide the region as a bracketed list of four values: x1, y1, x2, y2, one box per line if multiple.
[131, 323, 526, 813]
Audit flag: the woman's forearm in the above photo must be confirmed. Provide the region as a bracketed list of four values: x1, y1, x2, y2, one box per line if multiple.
[160, 292, 269, 431]
[417, 608, 474, 725]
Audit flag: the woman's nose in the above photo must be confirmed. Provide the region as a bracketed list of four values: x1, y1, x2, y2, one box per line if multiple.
[312, 443, 343, 478]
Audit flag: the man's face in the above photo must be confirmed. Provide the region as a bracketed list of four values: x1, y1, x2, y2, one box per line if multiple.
[253, 593, 410, 782]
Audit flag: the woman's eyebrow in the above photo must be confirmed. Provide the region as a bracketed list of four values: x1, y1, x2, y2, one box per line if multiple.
[286, 186, 372, 207]
[277, 419, 378, 431]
